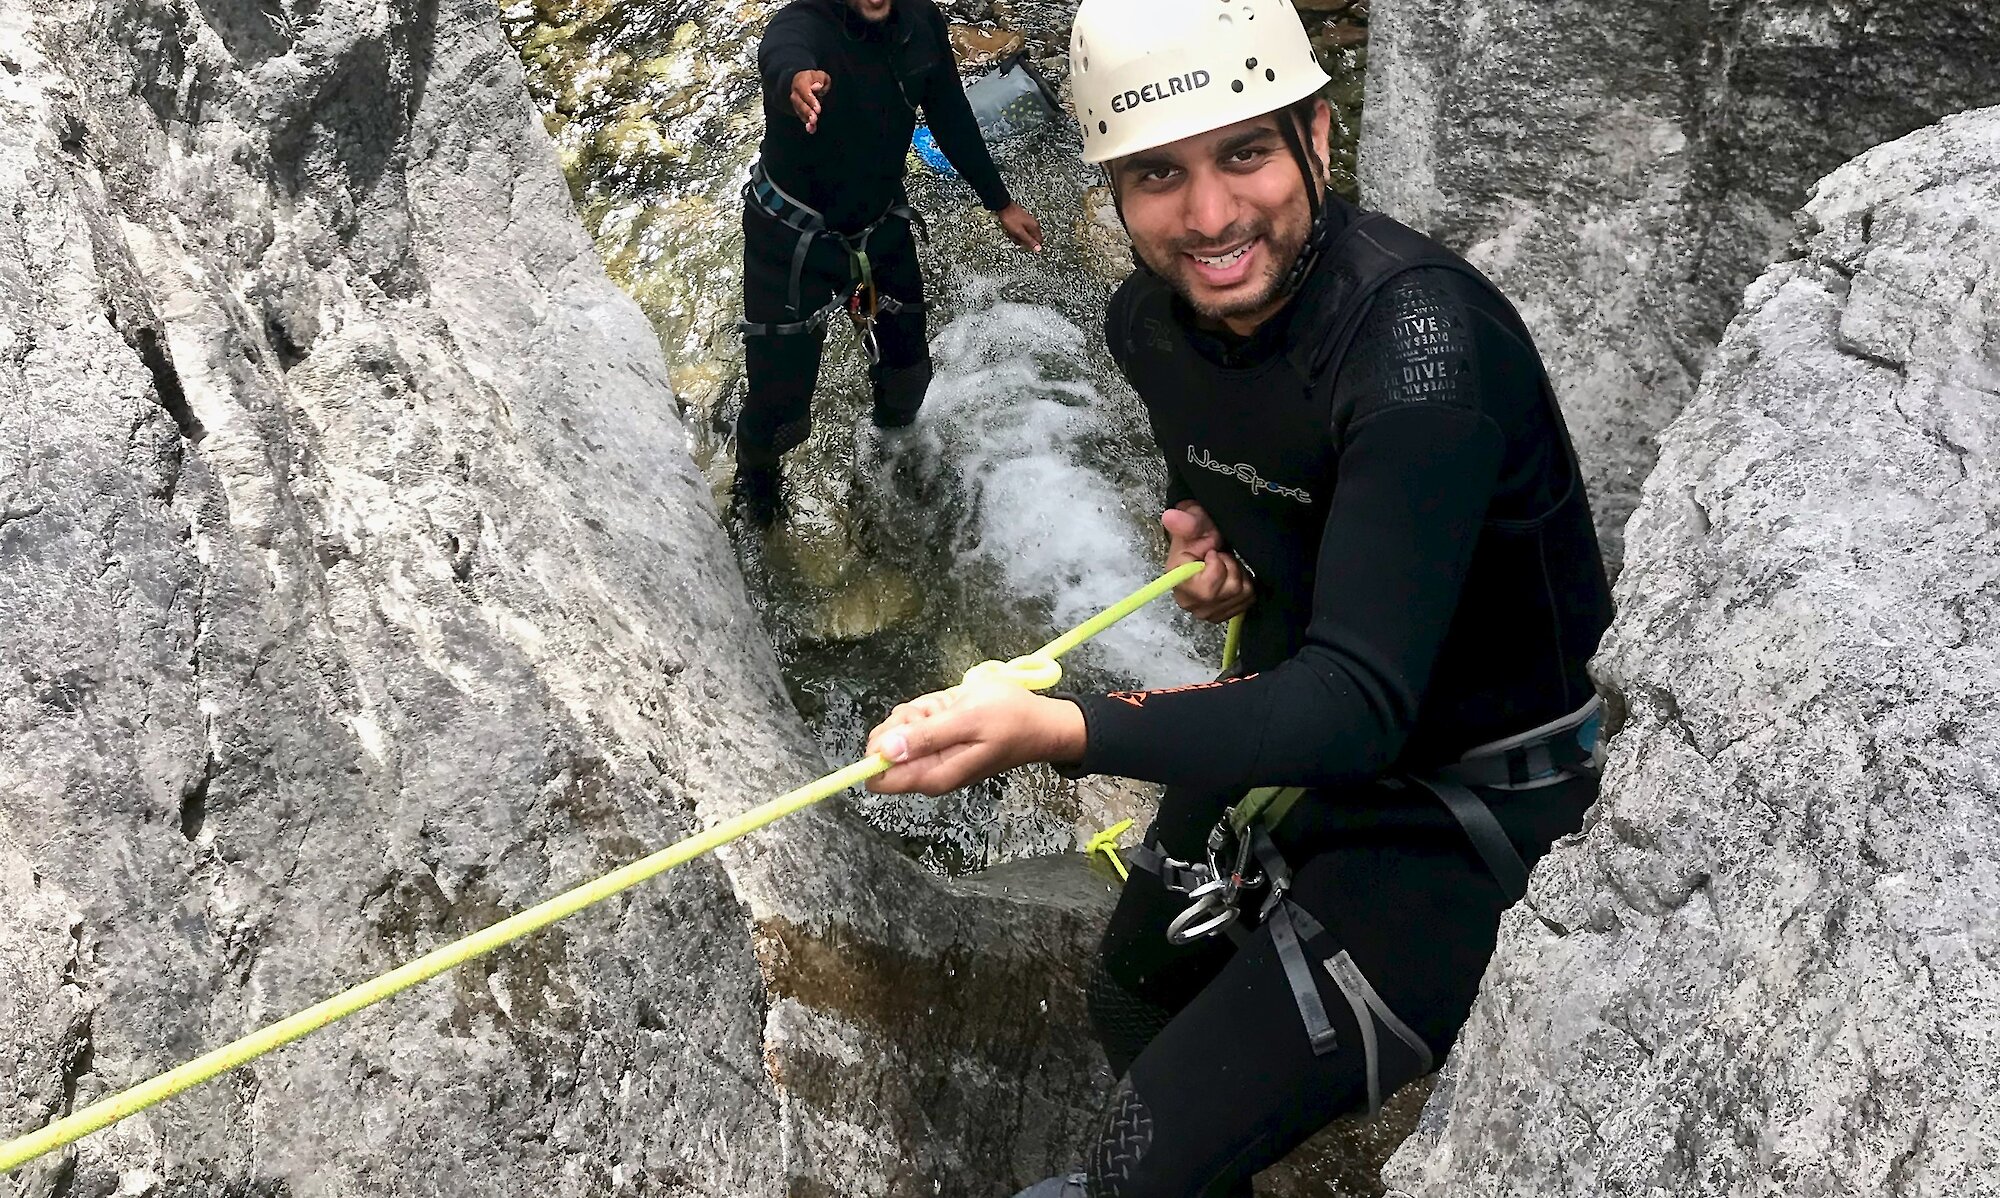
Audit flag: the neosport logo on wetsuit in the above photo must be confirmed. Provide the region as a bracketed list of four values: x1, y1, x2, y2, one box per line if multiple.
[1109, 70, 1212, 114]
[1187, 446, 1313, 504]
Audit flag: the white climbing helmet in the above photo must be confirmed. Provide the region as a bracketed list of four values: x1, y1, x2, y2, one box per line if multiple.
[1069, 0, 1332, 164]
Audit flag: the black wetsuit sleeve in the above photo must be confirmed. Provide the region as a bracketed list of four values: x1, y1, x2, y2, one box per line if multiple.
[759, 9, 822, 106]
[916, 13, 1013, 210]
[1068, 273, 1507, 800]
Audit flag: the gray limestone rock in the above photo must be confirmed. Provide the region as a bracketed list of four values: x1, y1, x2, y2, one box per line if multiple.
[1359, 0, 2000, 566]
[0, 0, 1113, 1192]
[1384, 106, 2000, 1197]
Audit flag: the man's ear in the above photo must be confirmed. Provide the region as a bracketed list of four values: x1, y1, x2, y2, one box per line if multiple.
[1310, 98, 1333, 185]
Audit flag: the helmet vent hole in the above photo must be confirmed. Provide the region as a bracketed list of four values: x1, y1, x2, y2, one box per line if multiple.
[1217, 12, 1232, 25]
[1246, 57, 1258, 69]
[1231, 79, 1244, 92]
[1099, 120, 1108, 133]
[1265, 68, 1276, 81]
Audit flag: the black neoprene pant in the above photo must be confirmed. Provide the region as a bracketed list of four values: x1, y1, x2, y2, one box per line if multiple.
[1080, 774, 1598, 1197]
[737, 201, 930, 466]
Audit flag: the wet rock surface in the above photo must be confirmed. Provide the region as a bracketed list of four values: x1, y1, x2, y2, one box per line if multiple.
[1360, 0, 2000, 566]
[0, 0, 1126, 1191]
[1385, 106, 2000, 1197]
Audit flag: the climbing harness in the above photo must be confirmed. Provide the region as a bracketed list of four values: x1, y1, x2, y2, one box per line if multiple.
[737, 160, 928, 366]
[1099, 694, 1603, 1112]
[0, 563, 1207, 1175]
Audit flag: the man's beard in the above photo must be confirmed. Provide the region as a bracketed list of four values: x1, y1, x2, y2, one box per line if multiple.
[1138, 213, 1309, 324]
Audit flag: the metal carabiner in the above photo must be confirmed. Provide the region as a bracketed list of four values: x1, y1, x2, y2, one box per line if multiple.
[1166, 878, 1241, 945]
[847, 289, 883, 365]
[1207, 813, 1263, 903]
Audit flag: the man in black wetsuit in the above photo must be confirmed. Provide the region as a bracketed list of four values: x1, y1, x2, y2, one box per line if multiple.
[733, 0, 1045, 525]
[863, 0, 1615, 1192]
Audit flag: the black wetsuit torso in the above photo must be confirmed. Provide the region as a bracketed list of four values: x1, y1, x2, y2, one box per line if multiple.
[757, 0, 1011, 231]
[1075, 198, 1612, 824]
[1053, 201, 1614, 1198]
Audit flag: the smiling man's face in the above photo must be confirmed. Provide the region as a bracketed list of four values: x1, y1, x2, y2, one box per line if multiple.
[847, 0, 894, 21]
[1113, 103, 1330, 336]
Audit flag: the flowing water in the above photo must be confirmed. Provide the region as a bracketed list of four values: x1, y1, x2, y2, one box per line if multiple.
[503, 0, 1367, 873]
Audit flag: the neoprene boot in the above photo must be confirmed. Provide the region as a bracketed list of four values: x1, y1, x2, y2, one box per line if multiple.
[870, 359, 933, 429]
[1010, 1175, 1087, 1198]
[729, 461, 784, 527]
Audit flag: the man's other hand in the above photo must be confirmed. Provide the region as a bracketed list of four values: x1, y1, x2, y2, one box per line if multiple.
[1163, 502, 1253, 622]
[790, 70, 831, 133]
[997, 203, 1044, 252]
[864, 681, 1084, 796]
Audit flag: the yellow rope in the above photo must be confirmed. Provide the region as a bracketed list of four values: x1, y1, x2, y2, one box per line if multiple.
[1083, 819, 1134, 882]
[1221, 613, 1244, 674]
[0, 561, 1204, 1174]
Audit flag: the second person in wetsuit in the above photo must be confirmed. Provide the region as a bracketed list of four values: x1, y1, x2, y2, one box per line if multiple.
[863, 0, 1615, 1192]
[733, 0, 1044, 525]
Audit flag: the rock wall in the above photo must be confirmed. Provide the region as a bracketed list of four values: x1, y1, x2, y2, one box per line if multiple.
[1385, 106, 2000, 1197]
[0, 0, 1116, 1193]
[1359, 0, 2000, 564]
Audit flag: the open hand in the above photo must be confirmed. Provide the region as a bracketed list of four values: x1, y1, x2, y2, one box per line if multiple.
[1163, 502, 1254, 622]
[865, 680, 1084, 796]
[997, 203, 1043, 252]
[790, 70, 831, 133]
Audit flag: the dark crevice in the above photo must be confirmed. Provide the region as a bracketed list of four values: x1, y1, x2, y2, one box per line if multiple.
[133, 326, 205, 442]
[1528, 905, 1572, 938]
[55, 106, 87, 158]
[180, 758, 213, 842]
[1683, 486, 1712, 535]
[264, 315, 305, 370]
[46, 1153, 77, 1198]
[1927, 428, 1972, 479]
[1835, 336, 1909, 378]
[46, 1013, 93, 1197]
[59, 1020, 94, 1116]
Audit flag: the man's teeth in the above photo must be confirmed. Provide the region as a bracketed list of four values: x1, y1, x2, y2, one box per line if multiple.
[1193, 245, 1250, 268]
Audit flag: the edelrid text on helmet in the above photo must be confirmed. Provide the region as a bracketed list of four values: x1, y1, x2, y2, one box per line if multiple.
[1068, 0, 1332, 164]
[1110, 70, 1213, 115]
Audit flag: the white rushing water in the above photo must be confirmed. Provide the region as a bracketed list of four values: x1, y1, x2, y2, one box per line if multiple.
[902, 284, 1214, 687]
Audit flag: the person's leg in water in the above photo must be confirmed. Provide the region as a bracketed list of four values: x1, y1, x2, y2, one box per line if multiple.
[862, 218, 932, 430]
[1056, 774, 1596, 1196]
[735, 204, 846, 524]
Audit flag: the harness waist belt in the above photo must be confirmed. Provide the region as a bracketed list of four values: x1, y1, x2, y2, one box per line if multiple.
[739, 161, 929, 358]
[1431, 695, 1603, 790]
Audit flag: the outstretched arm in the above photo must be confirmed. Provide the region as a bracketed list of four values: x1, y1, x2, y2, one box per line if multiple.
[759, 11, 828, 131]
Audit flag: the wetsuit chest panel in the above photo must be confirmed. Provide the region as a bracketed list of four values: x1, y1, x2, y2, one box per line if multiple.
[1120, 294, 1339, 664]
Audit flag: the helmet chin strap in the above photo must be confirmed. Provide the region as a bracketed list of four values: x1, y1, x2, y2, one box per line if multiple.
[1106, 104, 1337, 296]
[1274, 105, 1335, 299]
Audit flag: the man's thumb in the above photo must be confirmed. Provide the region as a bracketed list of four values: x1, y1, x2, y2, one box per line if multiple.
[1160, 507, 1196, 542]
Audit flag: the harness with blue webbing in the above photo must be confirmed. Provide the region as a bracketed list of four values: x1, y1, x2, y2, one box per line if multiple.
[737, 161, 928, 364]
